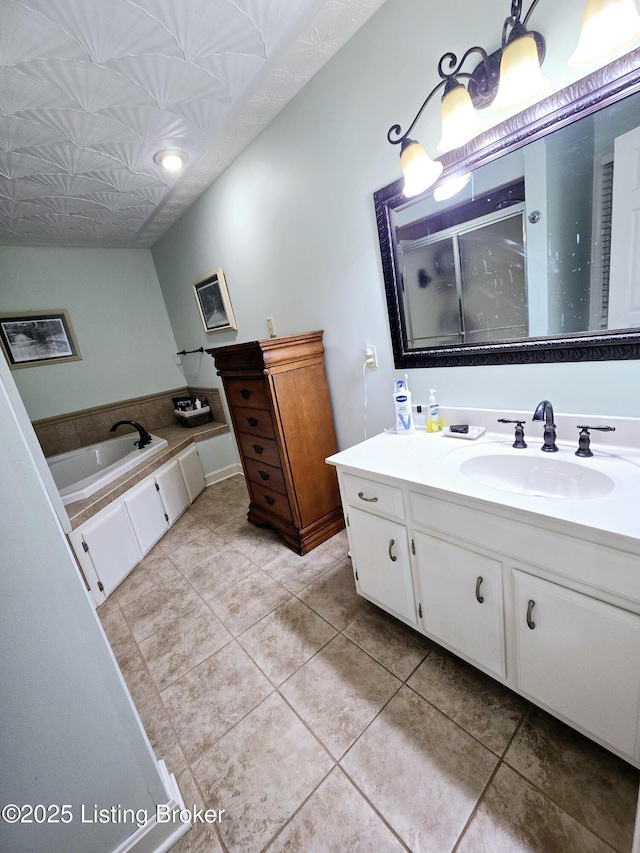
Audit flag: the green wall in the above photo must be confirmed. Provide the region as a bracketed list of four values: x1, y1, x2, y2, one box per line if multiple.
[153, 0, 640, 450]
[0, 247, 185, 420]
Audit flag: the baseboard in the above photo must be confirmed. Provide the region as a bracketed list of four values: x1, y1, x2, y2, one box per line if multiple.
[109, 760, 190, 853]
[205, 462, 243, 486]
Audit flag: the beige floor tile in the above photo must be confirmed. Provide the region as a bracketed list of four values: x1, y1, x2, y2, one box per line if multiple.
[267, 767, 405, 852]
[408, 647, 527, 754]
[341, 685, 498, 852]
[111, 638, 160, 711]
[192, 693, 333, 853]
[504, 707, 640, 851]
[113, 549, 181, 607]
[139, 603, 232, 691]
[215, 518, 291, 567]
[317, 528, 350, 561]
[297, 561, 369, 629]
[344, 605, 433, 680]
[207, 475, 249, 504]
[158, 513, 211, 553]
[161, 641, 272, 762]
[280, 634, 401, 758]
[161, 529, 228, 573]
[238, 598, 337, 685]
[137, 693, 187, 777]
[457, 763, 615, 853]
[121, 576, 203, 643]
[170, 822, 224, 853]
[180, 547, 256, 600]
[262, 548, 339, 594]
[98, 602, 133, 648]
[207, 570, 290, 635]
[188, 497, 247, 530]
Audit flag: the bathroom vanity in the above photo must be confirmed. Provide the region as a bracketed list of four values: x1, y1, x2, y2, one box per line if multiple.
[327, 411, 640, 768]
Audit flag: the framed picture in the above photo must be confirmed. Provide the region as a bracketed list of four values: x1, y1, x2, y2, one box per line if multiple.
[0, 310, 82, 369]
[193, 268, 237, 333]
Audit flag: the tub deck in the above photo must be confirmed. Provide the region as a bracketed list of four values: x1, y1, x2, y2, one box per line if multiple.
[62, 420, 229, 529]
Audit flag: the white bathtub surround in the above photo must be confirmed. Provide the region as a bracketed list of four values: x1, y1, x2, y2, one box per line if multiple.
[327, 408, 640, 769]
[48, 434, 169, 505]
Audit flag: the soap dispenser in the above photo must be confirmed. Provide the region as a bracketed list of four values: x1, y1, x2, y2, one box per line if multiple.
[427, 389, 443, 433]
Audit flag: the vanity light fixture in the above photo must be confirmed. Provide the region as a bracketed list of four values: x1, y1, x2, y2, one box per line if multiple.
[389, 0, 640, 198]
[153, 148, 188, 172]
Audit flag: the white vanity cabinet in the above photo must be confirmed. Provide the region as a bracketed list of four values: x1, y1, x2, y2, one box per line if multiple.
[513, 570, 640, 757]
[70, 444, 206, 605]
[329, 434, 640, 767]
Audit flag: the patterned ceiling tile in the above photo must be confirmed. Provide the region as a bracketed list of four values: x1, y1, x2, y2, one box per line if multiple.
[0, 0, 388, 247]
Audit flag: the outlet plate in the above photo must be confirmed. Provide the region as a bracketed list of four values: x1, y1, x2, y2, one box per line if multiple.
[266, 317, 275, 338]
[365, 345, 378, 368]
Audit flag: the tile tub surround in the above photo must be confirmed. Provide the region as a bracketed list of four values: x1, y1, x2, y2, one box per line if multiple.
[33, 386, 225, 457]
[97, 476, 640, 853]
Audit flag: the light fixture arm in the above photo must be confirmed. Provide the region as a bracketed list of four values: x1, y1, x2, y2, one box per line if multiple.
[502, 0, 545, 49]
[387, 46, 492, 146]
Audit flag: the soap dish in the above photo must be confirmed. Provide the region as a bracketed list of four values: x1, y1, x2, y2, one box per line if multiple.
[443, 425, 486, 440]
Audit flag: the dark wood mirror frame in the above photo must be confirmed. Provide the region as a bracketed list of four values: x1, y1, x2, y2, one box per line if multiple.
[375, 49, 640, 368]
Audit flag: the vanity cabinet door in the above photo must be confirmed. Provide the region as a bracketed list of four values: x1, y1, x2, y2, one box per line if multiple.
[177, 444, 206, 504]
[348, 507, 417, 627]
[123, 477, 169, 556]
[414, 532, 506, 678]
[514, 570, 640, 757]
[155, 459, 190, 526]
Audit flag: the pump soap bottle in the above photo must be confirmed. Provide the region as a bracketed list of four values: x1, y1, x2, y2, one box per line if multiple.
[427, 389, 443, 433]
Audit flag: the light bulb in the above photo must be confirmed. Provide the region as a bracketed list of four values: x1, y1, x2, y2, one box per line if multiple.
[154, 149, 188, 172]
[570, 0, 640, 67]
[400, 139, 444, 198]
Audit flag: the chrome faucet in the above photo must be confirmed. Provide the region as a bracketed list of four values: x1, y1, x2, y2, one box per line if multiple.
[110, 420, 152, 449]
[532, 400, 558, 452]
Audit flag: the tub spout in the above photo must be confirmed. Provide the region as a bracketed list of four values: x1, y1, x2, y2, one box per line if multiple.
[110, 420, 152, 449]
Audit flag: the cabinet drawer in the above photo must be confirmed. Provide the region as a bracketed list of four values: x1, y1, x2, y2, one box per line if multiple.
[235, 406, 276, 440]
[244, 458, 287, 495]
[239, 433, 282, 468]
[343, 474, 405, 520]
[226, 378, 270, 411]
[251, 483, 293, 523]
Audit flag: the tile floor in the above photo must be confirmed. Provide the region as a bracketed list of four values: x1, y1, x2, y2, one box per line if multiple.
[97, 476, 640, 853]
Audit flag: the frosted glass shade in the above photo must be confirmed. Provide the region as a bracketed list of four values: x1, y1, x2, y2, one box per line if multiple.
[570, 0, 640, 67]
[437, 85, 484, 152]
[491, 33, 549, 112]
[400, 140, 444, 197]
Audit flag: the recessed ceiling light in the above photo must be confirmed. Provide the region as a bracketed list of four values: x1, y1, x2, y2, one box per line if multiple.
[154, 149, 188, 172]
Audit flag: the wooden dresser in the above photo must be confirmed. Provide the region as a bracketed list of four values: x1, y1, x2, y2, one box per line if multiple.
[207, 331, 344, 554]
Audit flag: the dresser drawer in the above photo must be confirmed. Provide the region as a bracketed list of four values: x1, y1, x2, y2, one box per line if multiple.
[343, 474, 405, 521]
[251, 483, 293, 523]
[235, 406, 276, 440]
[244, 458, 287, 496]
[225, 378, 270, 411]
[239, 433, 282, 468]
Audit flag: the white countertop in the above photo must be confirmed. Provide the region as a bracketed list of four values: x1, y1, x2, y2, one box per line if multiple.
[327, 416, 640, 550]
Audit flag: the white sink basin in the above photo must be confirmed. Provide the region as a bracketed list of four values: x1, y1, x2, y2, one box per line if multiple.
[459, 453, 615, 499]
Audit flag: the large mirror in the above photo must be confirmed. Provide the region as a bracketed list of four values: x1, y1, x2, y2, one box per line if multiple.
[376, 50, 640, 367]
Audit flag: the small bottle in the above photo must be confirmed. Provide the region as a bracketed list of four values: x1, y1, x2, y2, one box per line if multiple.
[427, 389, 443, 433]
[393, 377, 415, 435]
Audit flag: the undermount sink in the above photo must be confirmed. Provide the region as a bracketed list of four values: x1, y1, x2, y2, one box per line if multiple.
[459, 453, 615, 499]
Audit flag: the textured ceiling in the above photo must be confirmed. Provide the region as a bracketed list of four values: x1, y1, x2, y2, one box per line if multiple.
[0, 0, 386, 248]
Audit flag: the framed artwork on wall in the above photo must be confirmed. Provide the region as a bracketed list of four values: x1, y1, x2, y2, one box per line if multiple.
[0, 310, 82, 369]
[193, 268, 237, 333]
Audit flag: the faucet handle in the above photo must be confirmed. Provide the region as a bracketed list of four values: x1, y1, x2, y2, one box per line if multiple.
[575, 425, 616, 458]
[497, 418, 527, 449]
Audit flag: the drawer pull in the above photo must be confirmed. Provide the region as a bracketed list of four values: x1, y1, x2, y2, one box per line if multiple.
[264, 495, 275, 506]
[252, 444, 264, 455]
[247, 417, 259, 427]
[526, 599, 536, 630]
[475, 576, 484, 604]
[388, 539, 397, 562]
[358, 491, 378, 503]
[240, 389, 251, 399]
[258, 470, 270, 481]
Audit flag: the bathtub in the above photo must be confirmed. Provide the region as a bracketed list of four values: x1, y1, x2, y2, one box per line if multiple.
[47, 433, 169, 505]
